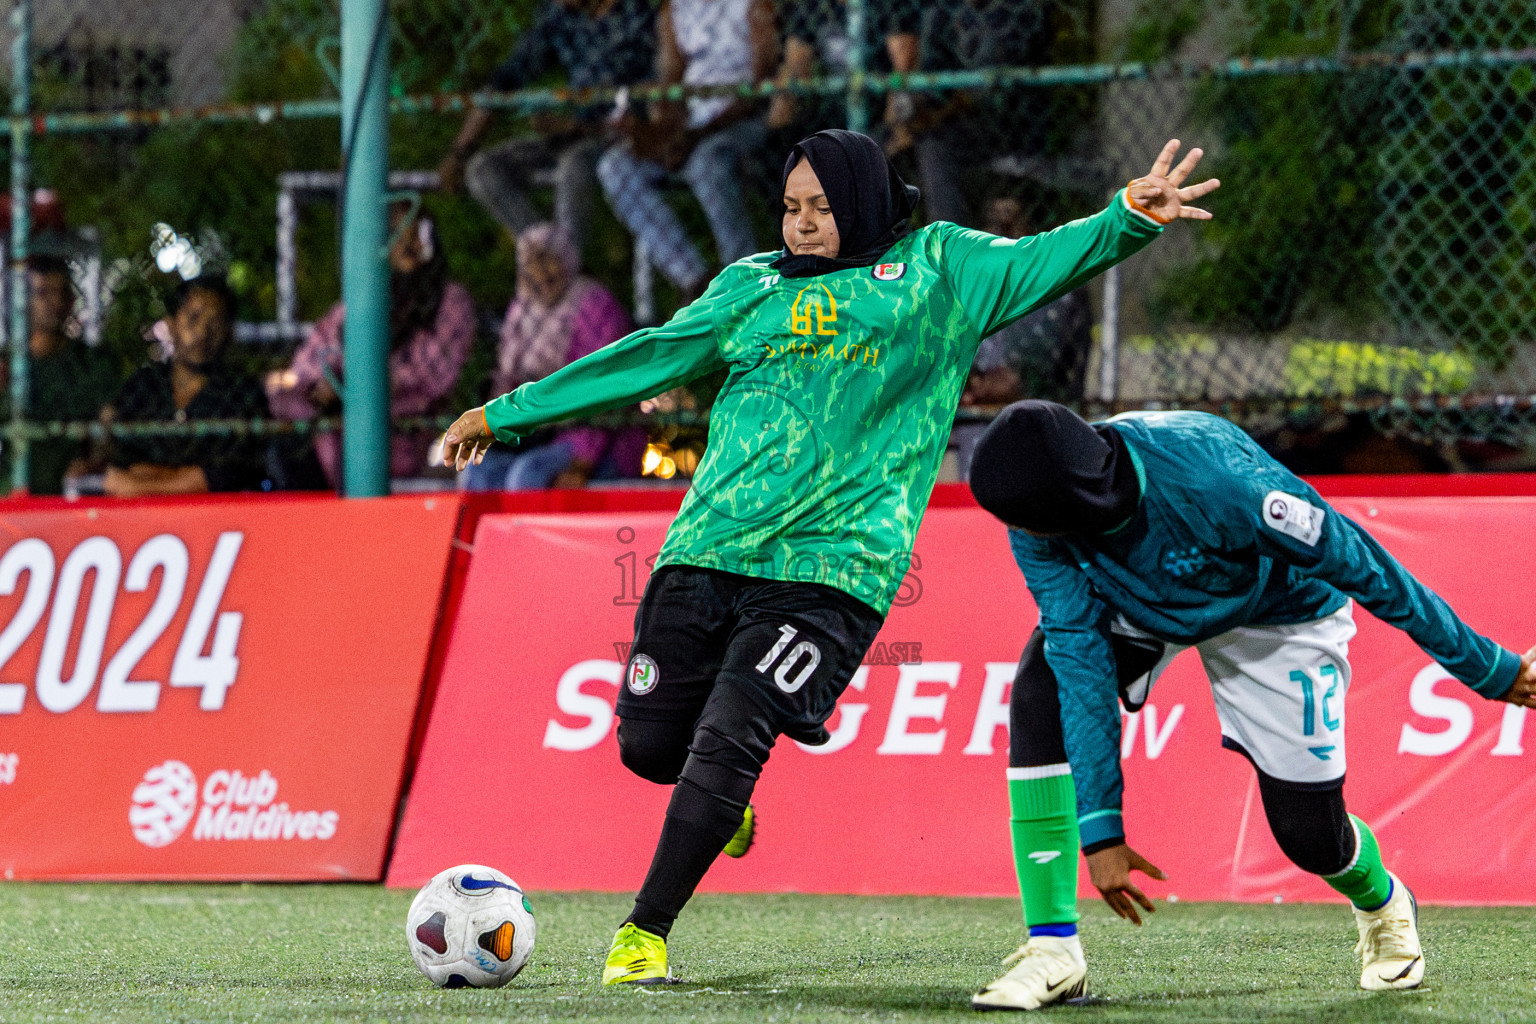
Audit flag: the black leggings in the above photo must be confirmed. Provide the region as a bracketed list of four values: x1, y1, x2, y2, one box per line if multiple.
[1010, 627, 1355, 873]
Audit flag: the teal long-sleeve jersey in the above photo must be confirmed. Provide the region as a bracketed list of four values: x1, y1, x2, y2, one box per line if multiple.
[1009, 410, 1520, 848]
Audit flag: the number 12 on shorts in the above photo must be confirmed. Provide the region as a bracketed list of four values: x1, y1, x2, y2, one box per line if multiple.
[755, 625, 822, 694]
[1289, 665, 1341, 736]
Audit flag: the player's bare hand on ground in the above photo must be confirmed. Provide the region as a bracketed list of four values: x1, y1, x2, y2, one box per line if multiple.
[441, 406, 494, 471]
[1499, 646, 1536, 708]
[1128, 140, 1220, 223]
[1086, 843, 1167, 926]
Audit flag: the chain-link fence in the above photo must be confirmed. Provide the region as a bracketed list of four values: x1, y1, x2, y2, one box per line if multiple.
[5, 0, 1536, 497]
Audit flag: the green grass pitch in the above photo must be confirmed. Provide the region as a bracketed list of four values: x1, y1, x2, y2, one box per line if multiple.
[1, 884, 1532, 1023]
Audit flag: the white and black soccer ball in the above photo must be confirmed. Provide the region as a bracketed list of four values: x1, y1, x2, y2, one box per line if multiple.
[405, 864, 537, 988]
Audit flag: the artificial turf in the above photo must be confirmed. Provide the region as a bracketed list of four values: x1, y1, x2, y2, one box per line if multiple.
[0, 884, 1531, 1023]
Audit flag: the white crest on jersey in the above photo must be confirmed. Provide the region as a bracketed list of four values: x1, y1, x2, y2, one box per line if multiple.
[1261, 490, 1325, 546]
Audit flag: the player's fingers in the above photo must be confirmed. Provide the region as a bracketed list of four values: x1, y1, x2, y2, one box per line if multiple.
[1178, 177, 1221, 200]
[1118, 891, 1144, 926]
[1126, 883, 1156, 916]
[1150, 138, 1180, 178]
[1178, 207, 1213, 220]
[1167, 146, 1203, 187]
[1129, 852, 1168, 881]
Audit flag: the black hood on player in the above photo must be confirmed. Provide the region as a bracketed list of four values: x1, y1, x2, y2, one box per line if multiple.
[968, 400, 1142, 536]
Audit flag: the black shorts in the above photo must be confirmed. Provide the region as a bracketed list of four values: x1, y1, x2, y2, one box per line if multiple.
[616, 565, 885, 745]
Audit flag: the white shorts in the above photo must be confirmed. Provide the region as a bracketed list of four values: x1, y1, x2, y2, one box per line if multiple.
[1112, 602, 1357, 786]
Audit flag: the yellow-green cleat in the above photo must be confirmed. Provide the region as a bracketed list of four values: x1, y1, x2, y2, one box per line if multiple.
[602, 923, 671, 985]
[722, 804, 755, 859]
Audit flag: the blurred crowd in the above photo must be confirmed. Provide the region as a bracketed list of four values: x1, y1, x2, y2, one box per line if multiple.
[14, 0, 1108, 498]
[29, 0, 1466, 498]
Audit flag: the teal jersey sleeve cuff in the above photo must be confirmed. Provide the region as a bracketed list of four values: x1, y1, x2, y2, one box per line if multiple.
[1470, 646, 1522, 699]
[1078, 809, 1125, 849]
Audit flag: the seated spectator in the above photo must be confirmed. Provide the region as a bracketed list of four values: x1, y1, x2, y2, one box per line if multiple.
[10, 254, 120, 494]
[437, 0, 656, 253]
[461, 223, 645, 490]
[598, 0, 779, 299]
[268, 208, 475, 486]
[950, 195, 1092, 479]
[889, 0, 1056, 227]
[105, 276, 269, 496]
[768, 0, 921, 136]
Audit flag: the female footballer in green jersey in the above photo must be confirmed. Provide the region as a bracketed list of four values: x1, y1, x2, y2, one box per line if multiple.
[442, 129, 1219, 985]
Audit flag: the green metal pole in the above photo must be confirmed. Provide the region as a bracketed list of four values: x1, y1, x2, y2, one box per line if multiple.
[845, 0, 868, 133]
[8, 0, 29, 494]
[340, 0, 389, 497]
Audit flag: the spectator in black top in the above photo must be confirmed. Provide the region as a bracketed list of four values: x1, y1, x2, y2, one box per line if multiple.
[7, 254, 121, 494]
[105, 276, 270, 496]
[950, 194, 1093, 479]
[437, 0, 655, 253]
[768, 0, 922, 135]
[888, 0, 1057, 227]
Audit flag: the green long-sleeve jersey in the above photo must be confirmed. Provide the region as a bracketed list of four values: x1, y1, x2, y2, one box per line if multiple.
[485, 191, 1164, 614]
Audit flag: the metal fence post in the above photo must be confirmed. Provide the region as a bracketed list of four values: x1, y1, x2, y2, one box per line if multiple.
[340, 0, 390, 498]
[845, 0, 868, 134]
[8, 0, 29, 494]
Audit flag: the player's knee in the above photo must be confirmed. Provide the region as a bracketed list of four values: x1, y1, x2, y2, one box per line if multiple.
[616, 718, 691, 785]
[1259, 777, 1352, 876]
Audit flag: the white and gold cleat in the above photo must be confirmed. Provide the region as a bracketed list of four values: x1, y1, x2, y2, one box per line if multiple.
[1353, 873, 1425, 991]
[972, 934, 1087, 1011]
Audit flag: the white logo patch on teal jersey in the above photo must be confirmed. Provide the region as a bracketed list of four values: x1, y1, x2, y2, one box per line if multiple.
[1262, 490, 1325, 546]
[871, 262, 906, 281]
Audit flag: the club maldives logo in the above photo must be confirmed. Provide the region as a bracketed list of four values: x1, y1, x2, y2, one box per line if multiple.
[129, 760, 339, 848]
[129, 760, 199, 848]
[871, 262, 906, 281]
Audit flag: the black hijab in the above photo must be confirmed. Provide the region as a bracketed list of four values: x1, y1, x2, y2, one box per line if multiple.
[770, 129, 921, 279]
[968, 401, 1142, 536]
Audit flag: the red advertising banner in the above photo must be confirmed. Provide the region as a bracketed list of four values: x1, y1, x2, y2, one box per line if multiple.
[393, 497, 1536, 904]
[0, 494, 459, 880]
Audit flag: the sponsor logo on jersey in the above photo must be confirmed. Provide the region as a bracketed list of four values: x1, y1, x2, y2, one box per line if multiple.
[1262, 490, 1325, 546]
[871, 262, 906, 281]
[1161, 545, 1207, 578]
[626, 654, 660, 695]
[1027, 850, 1062, 864]
[789, 283, 839, 337]
[129, 761, 339, 847]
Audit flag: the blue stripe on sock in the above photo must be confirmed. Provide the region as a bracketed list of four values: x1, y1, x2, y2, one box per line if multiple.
[1028, 923, 1078, 938]
[1354, 877, 1393, 913]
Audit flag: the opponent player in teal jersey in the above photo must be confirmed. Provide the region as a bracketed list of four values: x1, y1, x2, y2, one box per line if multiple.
[441, 131, 1219, 985]
[966, 401, 1536, 1011]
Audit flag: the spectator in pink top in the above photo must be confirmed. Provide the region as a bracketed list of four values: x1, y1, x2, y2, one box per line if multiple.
[461, 222, 645, 490]
[267, 207, 475, 486]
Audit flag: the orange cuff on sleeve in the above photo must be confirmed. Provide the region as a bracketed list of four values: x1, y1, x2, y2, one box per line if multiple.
[1124, 181, 1174, 225]
[479, 406, 491, 437]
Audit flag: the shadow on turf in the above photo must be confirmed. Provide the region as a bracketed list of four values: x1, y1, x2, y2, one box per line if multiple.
[626, 973, 1430, 1022]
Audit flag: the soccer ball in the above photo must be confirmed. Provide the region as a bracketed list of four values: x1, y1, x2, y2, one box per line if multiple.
[405, 864, 537, 988]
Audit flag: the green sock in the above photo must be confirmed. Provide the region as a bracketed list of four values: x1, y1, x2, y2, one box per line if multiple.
[1324, 815, 1394, 911]
[1007, 766, 1081, 927]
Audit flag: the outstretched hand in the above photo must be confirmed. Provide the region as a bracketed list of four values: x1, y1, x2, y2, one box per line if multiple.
[1127, 139, 1220, 224]
[1085, 843, 1167, 926]
[441, 406, 494, 472]
[1500, 646, 1536, 708]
